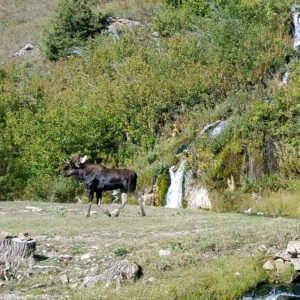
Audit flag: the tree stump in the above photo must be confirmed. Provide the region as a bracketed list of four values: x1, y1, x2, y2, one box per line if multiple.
[0, 233, 36, 281]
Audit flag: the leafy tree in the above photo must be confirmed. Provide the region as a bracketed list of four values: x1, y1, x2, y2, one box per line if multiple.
[40, 0, 105, 60]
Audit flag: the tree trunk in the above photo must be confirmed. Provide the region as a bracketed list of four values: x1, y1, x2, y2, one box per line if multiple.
[0, 236, 36, 261]
[0, 234, 36, 281]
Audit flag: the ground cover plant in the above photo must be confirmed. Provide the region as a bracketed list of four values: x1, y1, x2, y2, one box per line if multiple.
[0, 202, 300, 299]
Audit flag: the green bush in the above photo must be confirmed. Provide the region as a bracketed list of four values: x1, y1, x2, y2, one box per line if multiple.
[40, 0, 105, 60]
[182, 0, 211, 16]
[156, 172, 170, 206]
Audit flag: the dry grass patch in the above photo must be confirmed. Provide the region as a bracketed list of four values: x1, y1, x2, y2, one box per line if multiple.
[0, 0, 55, 64]
[252, 190, 300, 218]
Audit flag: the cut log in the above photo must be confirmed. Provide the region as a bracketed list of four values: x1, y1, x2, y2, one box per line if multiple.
[0, 234, 36, 281]
[0, 237, 36, 261]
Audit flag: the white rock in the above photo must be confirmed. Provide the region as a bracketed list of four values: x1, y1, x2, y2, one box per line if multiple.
[287, 241, 300, 256]
[90, 211, 98, 215]
[14, 43, 35, 56]
[148, 277, 156, 283]
[244, 208, 252, 214]
[257, 212, 264, 216]
[274, 259, 288, 272]
[263, 260, 275, 270]
[25, 206, 43, 212]
[159, 249, 170, 256]
[290, 258, 300, 271]
[257, 245, 268, 253]
[60, 274, 69, 284]
[187, 186, 211, 210]
[274, 251, 292, 261]
[59, 254, 72, 261]
[81, 253, 92, 260]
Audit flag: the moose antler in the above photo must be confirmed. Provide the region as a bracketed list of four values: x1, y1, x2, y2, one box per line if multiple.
[80, 155, 88, 165]
[62, 158, 69, 164]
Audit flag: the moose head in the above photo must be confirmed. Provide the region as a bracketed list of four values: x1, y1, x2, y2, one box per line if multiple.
[63, 153, 88, 177]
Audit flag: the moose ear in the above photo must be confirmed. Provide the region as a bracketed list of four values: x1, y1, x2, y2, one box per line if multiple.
[80, 155, 88, 164]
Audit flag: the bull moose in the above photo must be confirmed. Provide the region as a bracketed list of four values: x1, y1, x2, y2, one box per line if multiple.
[64, 154, 146, 218]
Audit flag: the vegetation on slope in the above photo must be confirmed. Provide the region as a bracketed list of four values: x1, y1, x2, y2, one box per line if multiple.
[0, 0, 299, 208]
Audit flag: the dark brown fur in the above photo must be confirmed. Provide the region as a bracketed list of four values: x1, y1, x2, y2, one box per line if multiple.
[64, 154, 145, 217]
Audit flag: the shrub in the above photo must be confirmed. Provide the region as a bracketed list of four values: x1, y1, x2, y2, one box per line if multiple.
[114, 248, 128, 256]
[40, 0, 105, 60]
[182, 0, 212, 16]
[156, 172, 170, 206]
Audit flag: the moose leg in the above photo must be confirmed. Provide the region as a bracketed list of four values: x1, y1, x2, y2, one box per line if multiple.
[86, 190, 94, 217]
[96, 191, 111, 217]
[114, 193, 128, 217]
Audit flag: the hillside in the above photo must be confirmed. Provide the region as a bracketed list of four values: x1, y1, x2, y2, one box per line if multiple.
[0, 1, 300, 297]
[0, 0, 299, 212]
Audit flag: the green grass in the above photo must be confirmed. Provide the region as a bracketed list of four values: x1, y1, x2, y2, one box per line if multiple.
[0, 201, 299, 299]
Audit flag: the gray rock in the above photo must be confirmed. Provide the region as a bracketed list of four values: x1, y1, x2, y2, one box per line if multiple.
[59, 254, 72, 261]
[251, 192, 262, 200]
[200, 120, 227, 137]
[156, 262, 172, 271]
[275, 251, 292, 261]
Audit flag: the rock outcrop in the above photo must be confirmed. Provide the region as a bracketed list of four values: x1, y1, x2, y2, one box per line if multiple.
[184, 170, 211, 209]
[263, 241, 300, 275]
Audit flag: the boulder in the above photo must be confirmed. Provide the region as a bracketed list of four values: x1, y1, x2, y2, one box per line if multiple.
[274, 259, 288, 272]
[274, 251, 292, 261]
[14, 43, 37, 56]
[187, 186, 211, 209]
[263, 260, 275, 270]
[184, 170, 211, 210]
[287, 241, 300, 256]
[290, 258, 300, 271]
[105, 17, 141, 41]
[200, 120, 228, 137]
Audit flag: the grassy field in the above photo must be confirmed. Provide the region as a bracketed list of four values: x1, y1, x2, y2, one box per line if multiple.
[0, 0, 55, 64]
[0, 201, 299, 299]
